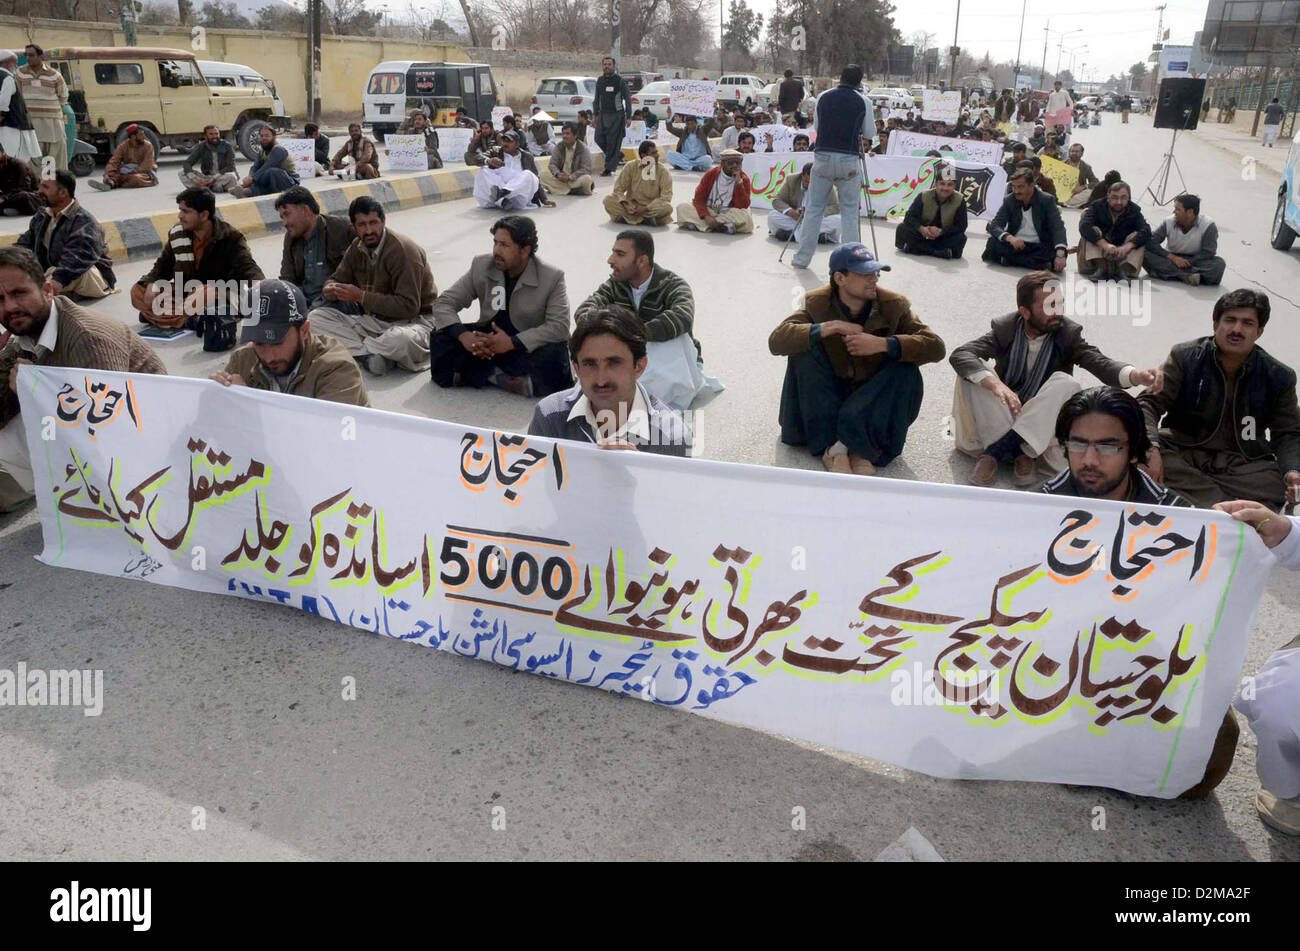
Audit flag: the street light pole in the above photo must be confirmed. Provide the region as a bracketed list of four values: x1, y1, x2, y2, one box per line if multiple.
[1012, 0, 1027, 88]
[1040, 21, 1050, 91]
[720, 0, 724, 75]
[948, 0, 961, 89]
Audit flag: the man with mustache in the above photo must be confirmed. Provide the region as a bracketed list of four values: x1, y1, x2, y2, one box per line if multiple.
[330, 122, 380, 180]
[950, 271, 1163, 488]
[1140, 289, 1300, 509]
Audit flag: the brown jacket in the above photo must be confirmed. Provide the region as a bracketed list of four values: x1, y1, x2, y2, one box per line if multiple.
[279, 213, 356, 291]
[768, 285, 945, 384]
[106, 137, 156, 175]
[332, 135, 379, 171]
[330, 228, 437, 321]
[0, 296, 166, 427]
[223, 331, 370, 407]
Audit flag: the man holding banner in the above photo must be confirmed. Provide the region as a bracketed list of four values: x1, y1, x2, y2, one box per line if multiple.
[790, 64, 875, 270]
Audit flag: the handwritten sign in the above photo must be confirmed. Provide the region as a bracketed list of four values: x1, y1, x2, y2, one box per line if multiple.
[383, 133, 427, 171]
[671, 79, 717, 118]
[1039, 154, 1081, 199]
[1046, 106, 1073, 129]
[743, 153, 1007, 219]
[280, 138, 317, 179]
[922, 89, 962, 124]
[491, 106, 514, 130]
[438, 126, 474, 164]
[750, 123, 797, 153]
[22, 364, 1271, 798]
[621, 120, 647, 149]
[886, 130, 1004, 166]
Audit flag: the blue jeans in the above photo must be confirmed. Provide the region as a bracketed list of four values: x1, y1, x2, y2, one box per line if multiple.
[667, 151, 713, 171]
[793, 151, 861, 266]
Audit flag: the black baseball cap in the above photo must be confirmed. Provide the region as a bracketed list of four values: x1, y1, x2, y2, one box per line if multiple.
[240, 280, 308, 345]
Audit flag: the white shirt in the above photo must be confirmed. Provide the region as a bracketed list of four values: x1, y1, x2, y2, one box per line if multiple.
[1046, 89, 1072, 114]
[629, 271, 653, 311]
[503, 150, 523, 170]
[1013, 205, 1039, 244]
[566, 383, 651, 443]
[721, 126, 744, 150]
[1271, 516, 1300, 570]
[17, 298, 59, 356]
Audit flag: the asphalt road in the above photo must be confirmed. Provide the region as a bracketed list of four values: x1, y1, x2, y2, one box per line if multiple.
[1, 114, 1298, 861]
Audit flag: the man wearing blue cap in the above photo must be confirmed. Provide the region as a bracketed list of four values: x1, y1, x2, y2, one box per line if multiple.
[768, 243, 945, 474]
[210, 279, 370, 407]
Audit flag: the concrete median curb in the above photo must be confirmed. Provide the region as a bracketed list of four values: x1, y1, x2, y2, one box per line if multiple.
[0, 165, 478, 264]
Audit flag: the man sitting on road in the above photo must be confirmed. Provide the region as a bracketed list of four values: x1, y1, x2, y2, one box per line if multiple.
[303, 122, 330, 175]
[275, 186, 356, 310]
[430, 215, 571, 398]
[769, 164, 839, 244]
[132, 187, 264, 349]
[1002, 141, 1027, 176]
[576, 229, 721, 410]
[179, 124, 239, 193]
[525, 112, 553, 156]
[230, 126, 300, 198]
[677, 149, 753, 235]
[1062, 142, 1099, 208]
[950, 270, 1162, 487]
[1143, 193, 1226, 287]
[528, 305, 692, 457]
[307, 196, 438, 376]
[330, 123, 380, 180]
[720, 112, 749, 152]
[472, 130, 554, 211]
[1042, 386, 1189, 505]
[465, 120, 498, 164]
[768, 244, 945, 476]
[0, 149, 39, 216]
[665, 114, 717, 171]
[1140, 289, 1300, 510]
[982, 168, 1067, 272]
[16, 170, 115, 301]
[210, 279, 370, 406]
[540, 122, 594, 197]
[408, 111, 443, 169]
[1078, 180, 1150, 281]
[604, 140, 673, 226]
[89, 123, 157, 191]
[0, 247, 165, 512]
[895, 163, 968, 259]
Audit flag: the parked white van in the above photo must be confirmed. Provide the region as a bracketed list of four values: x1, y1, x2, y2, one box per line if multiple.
[198, 61, 289, 127]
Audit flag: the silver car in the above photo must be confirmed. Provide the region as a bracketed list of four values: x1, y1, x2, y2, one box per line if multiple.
[532, 76, 597, 121]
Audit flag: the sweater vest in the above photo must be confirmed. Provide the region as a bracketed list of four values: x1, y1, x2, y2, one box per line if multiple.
[1162, 214, 1212, 255]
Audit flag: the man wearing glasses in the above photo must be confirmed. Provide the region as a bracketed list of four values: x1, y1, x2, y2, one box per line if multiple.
[949, 271, 1163, 489]
[1040, 386, 1189, 505]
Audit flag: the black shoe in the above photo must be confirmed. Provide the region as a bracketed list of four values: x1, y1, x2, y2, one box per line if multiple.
[600, 169, 613, 176]
[940, 249, 954, 260]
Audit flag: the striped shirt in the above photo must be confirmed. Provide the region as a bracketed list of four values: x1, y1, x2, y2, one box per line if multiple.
[15, 65, 67, 124]
[1041, 466, 1191, 507]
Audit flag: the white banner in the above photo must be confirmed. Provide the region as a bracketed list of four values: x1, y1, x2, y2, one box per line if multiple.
[438, 127, 474, 164]
[280, 138, 317, 178]
[18, 366, 1273, 798]
[670, 79, 716, 118]
[750, 123, 797, 153]
[383, 133, 427, 171]
[491, 106, 513, 130]
[743, 152, 1008, 219]
[621, 120, 647, 149]
[923, 89, 962, 124]
[886, 130, 1004, 166]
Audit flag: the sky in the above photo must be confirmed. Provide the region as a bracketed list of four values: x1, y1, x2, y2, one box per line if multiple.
[734, 0, 1215, 83]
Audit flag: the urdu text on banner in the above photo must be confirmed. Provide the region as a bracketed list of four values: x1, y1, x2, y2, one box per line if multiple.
[20, 366, 1272, 798]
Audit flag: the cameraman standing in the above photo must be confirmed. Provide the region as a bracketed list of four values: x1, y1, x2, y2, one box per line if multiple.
[593, 56, 632, 176]
[791, 64, 875, 270]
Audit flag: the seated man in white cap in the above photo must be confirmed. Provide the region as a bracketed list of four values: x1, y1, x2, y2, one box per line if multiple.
[210, 279, 370, 406]
[472, 130, 554, 211]
[676, 149, 753, 235]
[525, 110, 555, 156]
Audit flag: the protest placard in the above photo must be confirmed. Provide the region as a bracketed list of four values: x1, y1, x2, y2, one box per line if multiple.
[750, 123, 797, 153]
[671, 79, 717, 118]
[1046, 107, 1073, 129]
[622, 120, 647, 149]
[1039, 154, 1082, 199]
[23, 364, 1271, 798]
[922, 89, 962, 124]
[437, 126, 474, 163]
[886, 130, 1004, 166]
[491, 106, 513, 130]
[280, 138, 317, 179]
[384, 134, 427, 171]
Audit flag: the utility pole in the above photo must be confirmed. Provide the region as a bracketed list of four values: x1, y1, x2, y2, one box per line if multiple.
[1012, 0, 1027, 89]
[948, 0, 961, 89]
[310, 0, 322, 123]
[612, 0, 621, 62]
[120, 0, 140, 46]
[1150, 3, 1166, 97]
[1040, 21, 1050, 91]
[719, 0, 724, 75]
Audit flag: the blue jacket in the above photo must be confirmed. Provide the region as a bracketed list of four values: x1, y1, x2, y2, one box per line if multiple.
[814, 85, 871, 155]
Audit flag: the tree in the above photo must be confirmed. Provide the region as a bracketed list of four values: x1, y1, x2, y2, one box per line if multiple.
[197, 0, 252, 28]
[255, 4, 306, 31]
[1055, 69, 1073, 87]
[1128, 61, 1147, 87]
[723, 0, 762, 55]
[645, 0, 710, 66]
[328, 0, 382, 35]
[138, 1, 180, 22]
